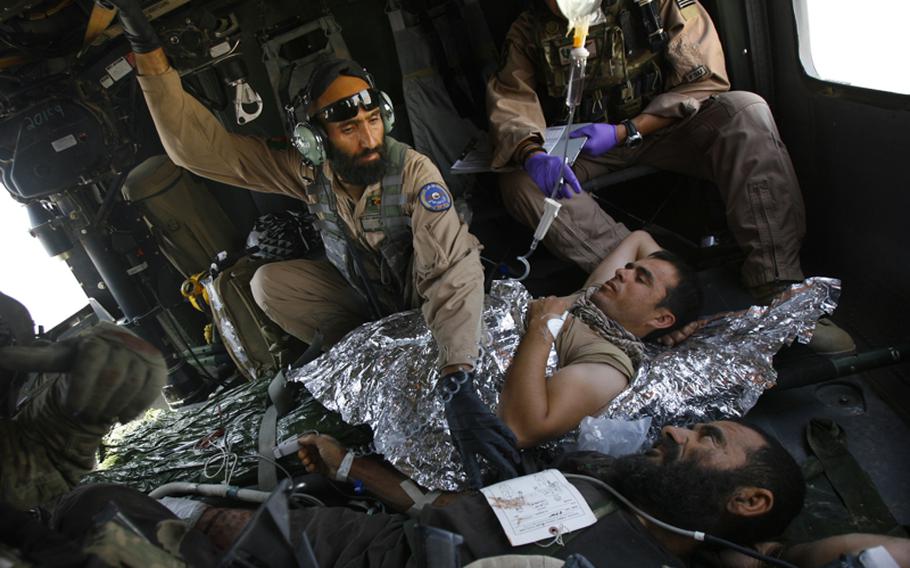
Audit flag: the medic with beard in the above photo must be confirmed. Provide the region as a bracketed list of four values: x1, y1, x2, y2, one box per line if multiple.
[500, 230, 703, 447]
[108, 0, 517, 487]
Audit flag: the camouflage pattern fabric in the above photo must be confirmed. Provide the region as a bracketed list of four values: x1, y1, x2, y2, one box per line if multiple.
[2, 322, 166, 510]
[85, 520, 187, 567]
[0, 374, 108, 510]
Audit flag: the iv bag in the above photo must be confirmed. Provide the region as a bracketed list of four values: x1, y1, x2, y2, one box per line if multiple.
[555, 0, 605, 44]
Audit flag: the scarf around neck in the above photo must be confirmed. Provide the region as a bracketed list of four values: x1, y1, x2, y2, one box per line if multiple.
[569, 286, 646, 369]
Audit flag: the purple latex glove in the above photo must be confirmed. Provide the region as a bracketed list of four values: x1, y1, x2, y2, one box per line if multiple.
[523, 152, 582, 200]
[570, 123, 619, 156]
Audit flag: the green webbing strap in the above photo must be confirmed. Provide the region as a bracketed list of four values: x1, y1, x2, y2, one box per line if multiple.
[382, 174, 404, 187]
[805, 418, 906, 536]
[361, 217, 410, 231]
[377, 139, 409, 229]
[257, 333, 323, 491]
[319, 218, 343, 235]
[309, 202, 333, 215]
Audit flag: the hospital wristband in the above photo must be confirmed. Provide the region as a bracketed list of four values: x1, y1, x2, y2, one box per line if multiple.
[335, 451, 355, 482]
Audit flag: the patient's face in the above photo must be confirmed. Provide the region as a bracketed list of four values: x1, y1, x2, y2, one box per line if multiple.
[610, 422, 766, 531]
[591, 257, 678, 334]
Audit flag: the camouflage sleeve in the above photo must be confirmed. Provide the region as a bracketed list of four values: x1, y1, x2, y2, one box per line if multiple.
[0, 374, 108, 510]
[641, 0, 731, 119]
[486, 11, 549, 169]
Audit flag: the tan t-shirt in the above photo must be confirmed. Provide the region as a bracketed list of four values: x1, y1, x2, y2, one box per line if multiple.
[555, 315, 635, 380]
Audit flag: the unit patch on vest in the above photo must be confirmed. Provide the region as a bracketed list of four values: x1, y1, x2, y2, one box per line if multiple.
[418, 183, 452, 212]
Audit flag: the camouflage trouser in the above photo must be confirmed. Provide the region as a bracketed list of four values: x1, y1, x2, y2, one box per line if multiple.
[50, 484, 220, 567]
[500, 91, 806, 287]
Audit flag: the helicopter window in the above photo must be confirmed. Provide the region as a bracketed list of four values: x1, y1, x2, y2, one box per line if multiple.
[794, 0, 910, 95]
[0, 195, 88, 329]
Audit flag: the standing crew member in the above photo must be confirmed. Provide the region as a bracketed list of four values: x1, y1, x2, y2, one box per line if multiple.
[488, 0, 852, 353]
[107, 0, 519, 487]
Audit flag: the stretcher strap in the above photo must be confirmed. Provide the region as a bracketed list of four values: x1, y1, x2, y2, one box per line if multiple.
[257, 332, 323, 490]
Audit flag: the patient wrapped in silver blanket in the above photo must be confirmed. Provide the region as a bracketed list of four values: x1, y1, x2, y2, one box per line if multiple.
[288, 278, 840, 490]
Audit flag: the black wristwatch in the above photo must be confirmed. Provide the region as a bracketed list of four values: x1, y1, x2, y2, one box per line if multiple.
[621, 119, 643, 148]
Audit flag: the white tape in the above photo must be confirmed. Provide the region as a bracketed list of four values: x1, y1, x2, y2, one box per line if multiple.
[546, 311, 568, 338]
[51, 134, 77, 153]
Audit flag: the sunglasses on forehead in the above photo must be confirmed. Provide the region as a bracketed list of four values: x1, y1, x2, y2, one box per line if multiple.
[313, 88, 383, 123]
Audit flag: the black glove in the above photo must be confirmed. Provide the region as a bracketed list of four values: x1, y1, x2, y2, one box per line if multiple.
[100, 0, 161, 53]
[437, 371, 520, 489]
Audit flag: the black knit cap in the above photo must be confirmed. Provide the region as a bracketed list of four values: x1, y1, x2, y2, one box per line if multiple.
[303, 58, 372, 118]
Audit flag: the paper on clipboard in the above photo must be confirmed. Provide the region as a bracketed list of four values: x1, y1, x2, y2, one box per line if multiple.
[480, 469, 597, 547]
[543, 124, 588, 165]
[450, 123, 591, 175]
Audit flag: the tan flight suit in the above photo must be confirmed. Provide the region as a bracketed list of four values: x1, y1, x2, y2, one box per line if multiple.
[138, 69, 483, 368]
[0, 374, 107, 509]
[488, 0, 806, 288]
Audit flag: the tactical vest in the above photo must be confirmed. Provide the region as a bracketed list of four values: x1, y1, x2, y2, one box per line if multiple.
[307, 138, 413, 316]
[534, 0, 664, 124]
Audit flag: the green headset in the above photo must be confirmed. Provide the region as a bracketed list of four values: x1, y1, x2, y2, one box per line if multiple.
[285, 59, 395, 168]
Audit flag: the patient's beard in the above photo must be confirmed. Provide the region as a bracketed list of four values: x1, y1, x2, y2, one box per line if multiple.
[608, 446, 740, 534]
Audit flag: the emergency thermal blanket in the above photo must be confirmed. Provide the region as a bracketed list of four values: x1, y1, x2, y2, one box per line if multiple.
[289, 278, 840, 490]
